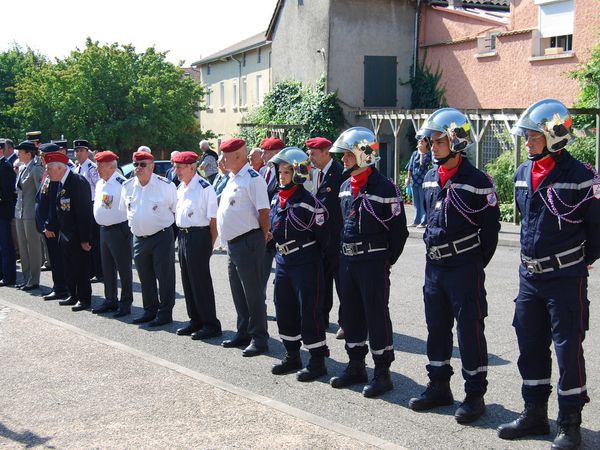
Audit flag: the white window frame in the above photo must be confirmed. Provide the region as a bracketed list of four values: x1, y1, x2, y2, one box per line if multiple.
[255, 74, 264, 105]
[219, 82, 225, 109]
[232, 79, 238, 108]
[241, 77, 248, 107]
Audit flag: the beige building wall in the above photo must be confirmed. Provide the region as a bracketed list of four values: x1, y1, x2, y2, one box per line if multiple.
[420, 0, 599, 109]
[198, 44, 272, 145]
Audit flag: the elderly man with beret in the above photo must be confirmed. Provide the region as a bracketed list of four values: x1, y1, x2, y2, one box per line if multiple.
[45, 151, 94, 312]
[173, 151, 221, 340]
[217, 138, 271, 356]
[92, 151, 133, 317]
[120, 151, 177, 327]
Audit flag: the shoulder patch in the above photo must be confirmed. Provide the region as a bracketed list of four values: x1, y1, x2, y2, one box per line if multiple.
[115, 176, 126, 185]
[157, 175, 171, 184]
[198, 178, 210, 188]
[248, 168, 259, 178]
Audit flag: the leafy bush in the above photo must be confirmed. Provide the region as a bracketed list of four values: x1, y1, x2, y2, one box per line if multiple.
[568, 135, 596, 165]
[485, 149, 526, 204]
[239, 76, 344, 148]
[409, 51, 447, 109]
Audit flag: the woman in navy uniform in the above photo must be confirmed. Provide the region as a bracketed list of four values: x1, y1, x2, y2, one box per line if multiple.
[328, 127, 408, 398]
[269, 147, 330, 382]
[408, 108, 500, 424]
[497, 100, 600, 450]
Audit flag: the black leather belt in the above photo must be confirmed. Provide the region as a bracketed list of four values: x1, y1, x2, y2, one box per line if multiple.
[341, 241, 388, 257]
[521, 244, 585, 274]
[138, 228, 168, 239]
[102, 221, 128, 231]
[228, 228, 260, 245]
[179, 226, 209, 234]
[276, 239, 316, 256]
[427, 232, 481, 260]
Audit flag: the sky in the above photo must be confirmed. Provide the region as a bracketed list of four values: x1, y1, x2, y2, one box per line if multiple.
[1, 0, 279, 66]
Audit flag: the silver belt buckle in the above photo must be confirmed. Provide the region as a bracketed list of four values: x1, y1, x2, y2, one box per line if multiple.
[524, 259, 543, 274]
[276, 243, 290, 255]
[342, 242, 359, 256]
[428, 246, 442, 260]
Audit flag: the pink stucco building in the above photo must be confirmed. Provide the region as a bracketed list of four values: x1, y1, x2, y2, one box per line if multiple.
[420, 0, 600, 108]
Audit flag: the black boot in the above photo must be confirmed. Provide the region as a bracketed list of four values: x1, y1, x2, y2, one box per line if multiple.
[497, 403, 550, 440]
[296, 355, 327, 382]
[330, 359, 368, 388]
[552, 411, 582, 450]
[362, 365, 393, 398]
[408, 380, 454, 411]
[271, 351, 302, 375]
[455, 394, 486, 424]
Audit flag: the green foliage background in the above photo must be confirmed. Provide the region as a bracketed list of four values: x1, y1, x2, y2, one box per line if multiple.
[238, 77, 344, 148]
[2, 40, 212, 156]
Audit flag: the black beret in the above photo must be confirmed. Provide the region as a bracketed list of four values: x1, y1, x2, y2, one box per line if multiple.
[26, 131, 42, 142]
[73, 139, 90, 149]
[15, 141, 37, 152]
[39, 143, 61, 153]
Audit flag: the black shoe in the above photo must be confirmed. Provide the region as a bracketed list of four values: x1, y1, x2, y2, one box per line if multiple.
[191, 328, 223, 340]
[330, 360, 368, 388]
[21, 284, 40, 291]
[131, 314, 156, 324]
[296, 355, 327, 382]
[362, 366, 393, 398]
[272, 352, 302, 375]
[0, 280, 16, 287]
[147, 317, 172, 327]
[176, 323, 201, 336]
[552, 411, 582, 450]
[222, 335, 251, 348]
[242, 342, 268, 357]
[59, 297, 78, 306]
[409, 380, 454, 411]
[497, 403, 550, 440]
[71, 301, 91, 312]
[92, 303, 118, 314]
[113, 309, 131, 318]
[455, 394, 486, 424]
[43, 291, 69, 301]
[14, 283, 26, 289]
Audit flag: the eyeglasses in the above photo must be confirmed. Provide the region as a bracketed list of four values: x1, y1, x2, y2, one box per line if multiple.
[133, 162, 149, 168]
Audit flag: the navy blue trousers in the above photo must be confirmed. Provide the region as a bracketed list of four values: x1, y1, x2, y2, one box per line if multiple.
[0, 218, 16, 283]
[339, 256, 394, 366]
[274, 260, 328, 356]
[44, 235, 68, 294]
[423, 260, 488, 396]
[513, 275, 590, 413]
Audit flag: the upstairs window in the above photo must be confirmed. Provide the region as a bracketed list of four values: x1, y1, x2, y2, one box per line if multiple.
[537, 0, 573, 54]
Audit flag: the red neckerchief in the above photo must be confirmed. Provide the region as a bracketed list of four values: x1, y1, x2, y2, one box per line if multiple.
[438, 158, 462, 188]
[531, 155, 556, 192]
[278, 185, 299, 208]
[350, 167, 373, 197]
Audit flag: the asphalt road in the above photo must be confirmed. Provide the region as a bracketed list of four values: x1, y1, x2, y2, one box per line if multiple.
[1, 231, 598, 449]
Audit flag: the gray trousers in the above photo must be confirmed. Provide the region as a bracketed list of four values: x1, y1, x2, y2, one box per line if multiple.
[227, 229, 269, 346]
[100, 222, 133, 310]
[133, 227, 175, 320]
[15, 218, 41, 285]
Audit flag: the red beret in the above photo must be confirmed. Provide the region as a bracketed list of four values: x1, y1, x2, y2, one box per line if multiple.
[95, 151, 119, 163]
[172, 151, 198, 164]
[44, 152, 69, 165]
[133, 151, 154, 161]
[305, 137, 332, 150]
[259, 137, 285, 151]
[220, 138, 246, 153]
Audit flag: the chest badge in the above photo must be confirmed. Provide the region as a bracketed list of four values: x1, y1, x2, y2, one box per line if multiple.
[60, 198, 71, 211]
[487, 192, 498, 207]
[316, 213, 325, 226]
[435, 200, 443, 210]
[391, 202, 402, 216]
[101, 194, 114, 209]
[593, 183, 600, 200]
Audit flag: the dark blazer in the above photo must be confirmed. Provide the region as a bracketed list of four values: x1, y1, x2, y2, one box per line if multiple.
[56, 171, 93, 245]
[314, 159, 347, 246]
[0, 156, 17, 220]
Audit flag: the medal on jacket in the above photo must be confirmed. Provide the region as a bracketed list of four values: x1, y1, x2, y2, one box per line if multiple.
[60, 197, 71, 211]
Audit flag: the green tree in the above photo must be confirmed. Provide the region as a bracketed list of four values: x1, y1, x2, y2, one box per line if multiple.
[11, 39, 211, 155]
[570, 40, 600, 130]
[239, 77, 344, 148]
[409, 51, 447, 109]
[0, 45, 47, 139]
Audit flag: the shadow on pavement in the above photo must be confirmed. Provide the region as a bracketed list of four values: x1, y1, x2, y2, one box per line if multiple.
[0, 422, 54, 448]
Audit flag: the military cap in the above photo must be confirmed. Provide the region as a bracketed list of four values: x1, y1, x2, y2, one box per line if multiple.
[26, 131, 42, 142]
[133, 151, 154, 161]
[44, 152, 69, 165]
[220, 138, 246, 153]
[15, 141, 37, 152]
[305, 137, 332, 150]
[172, 151, 198, 164]
[259, 137, 285, 151]
[52, 139, 68, 149]
[73, 139, 90, 149]
[95, 151, 119, 163]
[39, 143, 61, 153]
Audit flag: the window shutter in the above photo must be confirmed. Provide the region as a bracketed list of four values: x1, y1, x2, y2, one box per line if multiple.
[539, 0, 574, 38]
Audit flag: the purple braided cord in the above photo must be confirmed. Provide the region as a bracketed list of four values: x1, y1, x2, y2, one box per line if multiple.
[286, 193, 329, 232]
[358, 181, 403, 232]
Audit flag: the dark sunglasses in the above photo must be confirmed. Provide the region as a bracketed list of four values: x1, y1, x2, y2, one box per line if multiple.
[133, 162, 149, 168]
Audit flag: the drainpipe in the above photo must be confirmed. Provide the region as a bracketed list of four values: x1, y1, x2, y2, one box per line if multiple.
[413, 0, 422, 79]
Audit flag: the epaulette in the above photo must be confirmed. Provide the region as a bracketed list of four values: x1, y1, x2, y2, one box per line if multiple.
[248, 168, 259, 178]
[157, 175, 171, 184]
[115, 176, 126, 185]
[198, 178, 210, 188]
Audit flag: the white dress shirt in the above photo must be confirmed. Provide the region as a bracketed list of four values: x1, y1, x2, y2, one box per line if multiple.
[94, 171, 128, 226]
[176, 173, 217, 228]
[120, 174, 177, 237]
[77, 158, 99, 200]
[217, 163, 269, 241]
